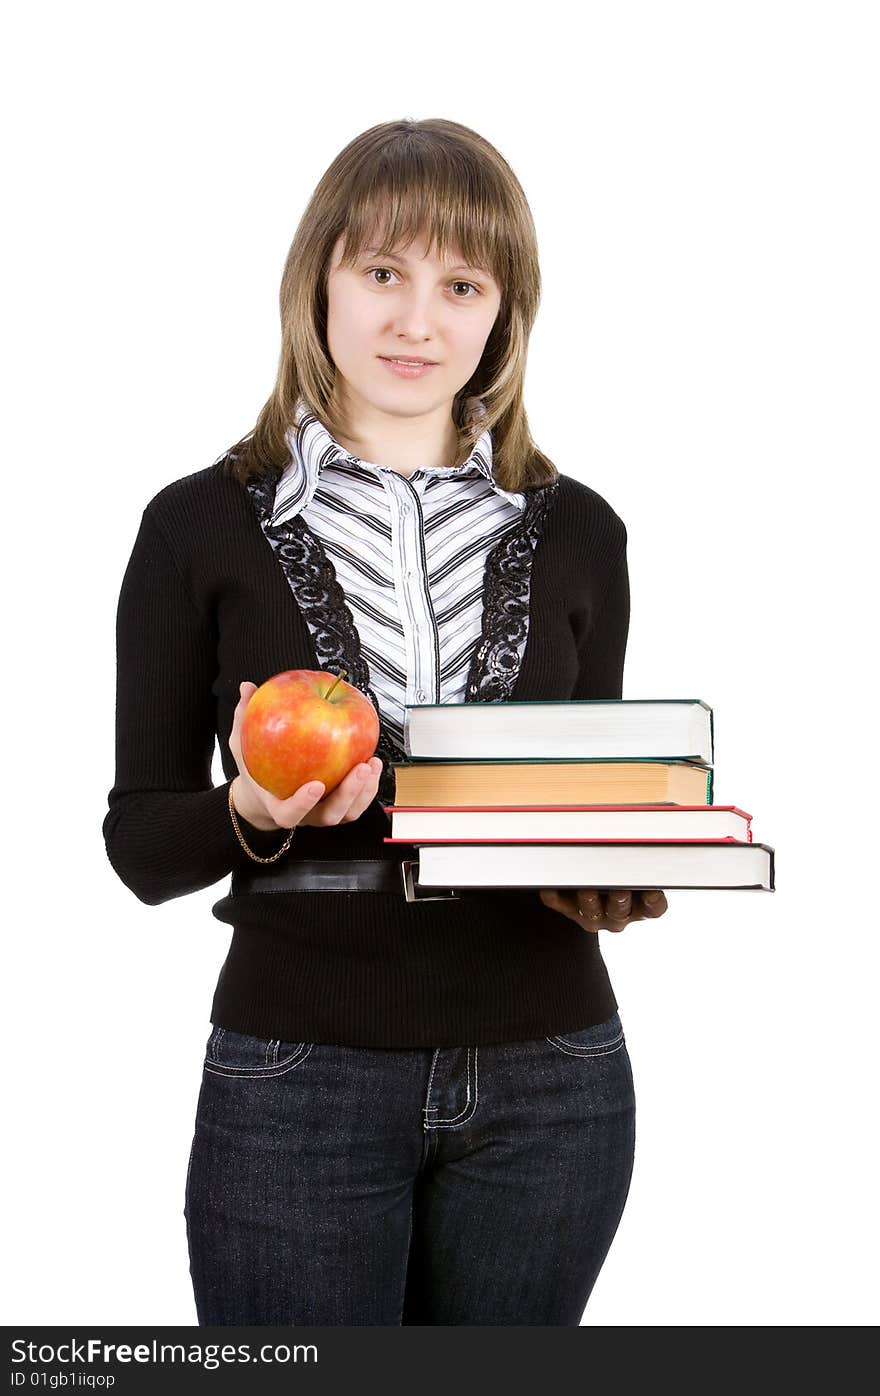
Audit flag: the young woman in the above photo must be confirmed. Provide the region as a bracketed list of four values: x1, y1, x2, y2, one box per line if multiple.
[104, 117, 668, 1327]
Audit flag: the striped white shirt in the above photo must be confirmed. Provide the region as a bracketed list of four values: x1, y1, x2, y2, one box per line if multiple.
[266, 398, 527, 752]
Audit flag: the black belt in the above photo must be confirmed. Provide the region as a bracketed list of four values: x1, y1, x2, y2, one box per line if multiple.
[231, 858, 469, 903]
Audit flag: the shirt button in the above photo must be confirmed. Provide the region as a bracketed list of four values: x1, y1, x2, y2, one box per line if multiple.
[401, 505, 411, 518]
[417, 690, 427, 702]
[405, 568, 415, 580]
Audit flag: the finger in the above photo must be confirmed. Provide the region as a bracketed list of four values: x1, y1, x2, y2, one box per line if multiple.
[572, 890, 602, 933]
[604, 890, 631, 926]
[230, 685, 263, 781]
[558, 890, 598, 928]
[540, 888, 576, 915]
[640, 889, 668, 917]
[313, 760, 377, 824]
[340, 758, 383, 822]
[576, 890, 603, 926]
[231, 682, 255, 738]
[263, 778, 326, 828]
[540, 889, 600, 932]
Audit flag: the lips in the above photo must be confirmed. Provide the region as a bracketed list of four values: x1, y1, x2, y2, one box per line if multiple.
[379, 356, 438, 366]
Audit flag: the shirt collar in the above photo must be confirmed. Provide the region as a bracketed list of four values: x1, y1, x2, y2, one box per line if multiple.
[269, 396, 525, 526]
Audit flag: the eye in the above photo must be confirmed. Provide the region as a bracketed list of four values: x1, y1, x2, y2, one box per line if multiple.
[367, 267, 398, 287]
[366, 268, 481, 298]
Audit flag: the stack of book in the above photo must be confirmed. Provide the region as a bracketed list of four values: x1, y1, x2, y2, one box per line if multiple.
[382, 699, 775, 893]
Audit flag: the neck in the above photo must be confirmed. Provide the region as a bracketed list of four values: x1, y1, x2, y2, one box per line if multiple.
[329, 385, 461, 472]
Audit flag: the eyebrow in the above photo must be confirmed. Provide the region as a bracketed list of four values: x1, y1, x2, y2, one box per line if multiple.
[362, 248, 488, 275]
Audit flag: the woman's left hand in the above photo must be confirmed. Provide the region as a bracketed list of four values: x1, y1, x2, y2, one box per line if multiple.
[538, 887, 668, 932]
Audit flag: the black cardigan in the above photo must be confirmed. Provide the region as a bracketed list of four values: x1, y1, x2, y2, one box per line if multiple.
[103, 459, 630, 1048]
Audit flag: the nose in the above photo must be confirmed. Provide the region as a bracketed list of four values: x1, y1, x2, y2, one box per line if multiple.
[390, 288, 442, 342]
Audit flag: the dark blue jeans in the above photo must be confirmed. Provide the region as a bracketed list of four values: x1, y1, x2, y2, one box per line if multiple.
[184, 1010, 636, 1325]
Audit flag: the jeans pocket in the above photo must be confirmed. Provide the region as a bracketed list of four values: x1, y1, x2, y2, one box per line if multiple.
[203, 1026, 313, 1079]
[545, 1010, 625, 1058]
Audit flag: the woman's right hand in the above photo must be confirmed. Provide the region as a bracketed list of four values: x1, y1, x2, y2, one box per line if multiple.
[228, 681, 383, 831]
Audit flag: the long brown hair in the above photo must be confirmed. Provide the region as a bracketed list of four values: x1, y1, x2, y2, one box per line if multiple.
[221, 118, 558, 493]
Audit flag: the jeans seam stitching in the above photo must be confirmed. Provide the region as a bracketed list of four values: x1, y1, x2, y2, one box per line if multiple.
[431, 1047, 479, 1126]
[545, 1036, 625, 1058]
[203, 1043, 314, 1078]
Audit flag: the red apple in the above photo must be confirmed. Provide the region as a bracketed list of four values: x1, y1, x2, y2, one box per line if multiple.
[240, 668, 380, 801]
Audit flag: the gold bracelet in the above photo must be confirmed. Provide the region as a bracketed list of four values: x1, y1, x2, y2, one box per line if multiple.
[228, 781, 296, 863]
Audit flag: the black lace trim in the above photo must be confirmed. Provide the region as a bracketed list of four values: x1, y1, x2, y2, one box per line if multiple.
[463, 482, 559, 701]
[242, 463, 559, 811]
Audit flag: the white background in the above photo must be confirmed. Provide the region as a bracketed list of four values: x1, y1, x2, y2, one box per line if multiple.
[3, 0, 877, 1327]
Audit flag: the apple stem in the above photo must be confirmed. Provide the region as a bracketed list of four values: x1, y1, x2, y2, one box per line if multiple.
[324, 669, 347, 701]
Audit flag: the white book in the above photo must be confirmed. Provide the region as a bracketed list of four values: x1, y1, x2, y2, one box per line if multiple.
[386, 803, 750, 842]
[403, 698, 714, 763]
[414, 841, 775, 892]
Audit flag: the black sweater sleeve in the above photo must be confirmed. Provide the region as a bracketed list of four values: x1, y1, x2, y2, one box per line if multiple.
[570, 524, 630, 701]
[102, 507, 290, 906]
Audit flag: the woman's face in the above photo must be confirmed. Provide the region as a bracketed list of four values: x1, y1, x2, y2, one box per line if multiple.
[324, 227, 502, 424]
